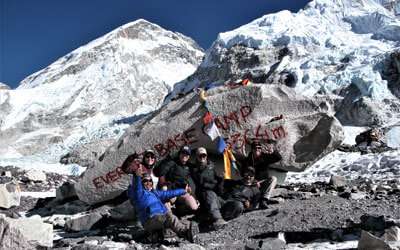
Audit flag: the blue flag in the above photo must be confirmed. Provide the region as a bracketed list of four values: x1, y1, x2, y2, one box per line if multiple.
[217, 137, 227, 154]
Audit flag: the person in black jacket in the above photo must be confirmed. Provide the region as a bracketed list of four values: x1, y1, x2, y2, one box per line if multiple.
[191, 147, 227, 229]
[153, 146, 199, 216]
[242, 140, 282, 208]
[221, 167, 261, 220]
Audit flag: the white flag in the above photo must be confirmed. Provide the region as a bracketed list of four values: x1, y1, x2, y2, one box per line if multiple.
[204, 122, 221, 141]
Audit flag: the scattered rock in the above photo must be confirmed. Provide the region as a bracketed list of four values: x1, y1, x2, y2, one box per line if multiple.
[56, 181, 78, 201]
[45, 214, 73, 228]
[329, 175, 347, 189]
[0, 215, 32, 249]
[109, 200, 136, 221]
[160, 244, 205, 250]
[65, 212, 104, 232]
[260, 238, 286, 250]
[358, 230, 391, 250]
[23, 169, 47, 182]
[0, 177, 20, 209]
[360, 214, 387, 231]
[1, 214, 53, 247]
[383, 226, 400, 242]
[1, 171, 12, 177]
[351, 192, 367, 200]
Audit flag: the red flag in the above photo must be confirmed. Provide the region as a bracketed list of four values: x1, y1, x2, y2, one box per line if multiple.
[203, 111, 213, 125]
[242, 78, 250, 86]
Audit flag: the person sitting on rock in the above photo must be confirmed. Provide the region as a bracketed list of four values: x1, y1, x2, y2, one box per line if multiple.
[242, 140, 282, 208]
[191, 147, 227, 229]
[121, 152, 158, 184]
[127, 167, 198, 243]
[121, 152, 158, 229]
[221, 167, 261, 220]
[141, 149, 159, 187]
[153, 146, 199, 216]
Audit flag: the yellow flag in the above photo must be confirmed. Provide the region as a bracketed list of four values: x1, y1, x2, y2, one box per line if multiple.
[223, 149, 232, 180]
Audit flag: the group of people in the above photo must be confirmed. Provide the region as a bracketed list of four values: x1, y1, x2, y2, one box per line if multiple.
[122, 140, 282, 243]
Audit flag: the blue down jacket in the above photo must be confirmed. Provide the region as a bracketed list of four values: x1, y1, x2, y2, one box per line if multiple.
[127, 175, 185, 224]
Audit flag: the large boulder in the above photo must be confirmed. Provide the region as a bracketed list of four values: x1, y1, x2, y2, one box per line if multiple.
[1, 215, 53, 248]
[75, 85, 344, 204]
[0, 215, 32, 249]
[0, 177, 21, 209]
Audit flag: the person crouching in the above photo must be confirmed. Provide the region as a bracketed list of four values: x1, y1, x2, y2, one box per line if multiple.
[127, 167, 198, 243]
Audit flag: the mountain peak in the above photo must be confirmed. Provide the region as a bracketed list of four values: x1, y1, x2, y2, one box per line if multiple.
[1, 19, 204, 158]
[0, 82, 11, 90]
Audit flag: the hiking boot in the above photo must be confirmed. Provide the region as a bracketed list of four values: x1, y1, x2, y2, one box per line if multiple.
[133, 220, 144, 229]
[187, 221, 199, 243]
[260, 199, 269, 209]
[213, 218, 227, 230]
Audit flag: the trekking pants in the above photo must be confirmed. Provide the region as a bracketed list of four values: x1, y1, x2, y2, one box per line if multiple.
[257, 171, 278, 200]
[221, 200, 244, 221]
[144, 211, 188, 237]
[199, 190, 223, 221]
[174, 193, 199, 215]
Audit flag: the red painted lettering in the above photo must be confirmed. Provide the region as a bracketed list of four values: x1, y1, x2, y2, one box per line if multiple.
[166, 138, 178, 151]
[100, 175, 111, 184]
[214, 116, 228, 130]
[107, 170, 119, 182]
[93, 177, 104, 189]
[116, 167, 125, 178]
[243, 129, 251, 146]
[223, 111, 240, 128]
[240, 106, 252, 122]
[174, 133, 188, 146]
[271, 126, 286, 139]
[183, 128, 198, 144]
[154, 143, 167, 156]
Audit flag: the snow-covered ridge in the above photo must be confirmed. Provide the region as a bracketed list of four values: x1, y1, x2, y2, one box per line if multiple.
[0, 82, 10, 90]
[0, 19, 204, 164]
[171, 0, 400, 111]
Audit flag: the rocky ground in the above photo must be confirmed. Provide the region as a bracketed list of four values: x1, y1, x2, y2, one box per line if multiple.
[1, 165, 399, 249]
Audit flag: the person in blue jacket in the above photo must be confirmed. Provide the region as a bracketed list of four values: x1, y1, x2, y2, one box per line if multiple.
[127, 167, 198, 242]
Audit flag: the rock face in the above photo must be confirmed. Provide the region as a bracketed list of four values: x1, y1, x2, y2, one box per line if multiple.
[358, 230, 391, 250]
[23, 169, 47, 182]
[168, 0, 400, 127]
[2, 215, 53, 248]
[0, 19, 203, 160]
[75, 84, 344, 204]
[0, 216, 32, 249]
[0, 177, 20, 209]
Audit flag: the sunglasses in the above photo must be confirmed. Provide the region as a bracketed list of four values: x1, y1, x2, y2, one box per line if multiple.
[142, 179, 153, 183]
[244, 174, 255, 178]
[198, 154, 207, 158]
[145, 154, 155, 159]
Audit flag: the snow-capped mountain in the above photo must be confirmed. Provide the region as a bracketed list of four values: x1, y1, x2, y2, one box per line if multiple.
[0, 83, 10, 90]
[170, 0, 400, 127]
[0, 19, 204, 162]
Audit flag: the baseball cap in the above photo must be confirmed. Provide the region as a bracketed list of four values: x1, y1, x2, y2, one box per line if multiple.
[196, 147, 207, 156]
[179, 146, 191, 155]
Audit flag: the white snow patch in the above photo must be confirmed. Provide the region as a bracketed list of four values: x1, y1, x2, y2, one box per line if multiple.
[287, 149, 400, 183]
[20, 190, 56, 198]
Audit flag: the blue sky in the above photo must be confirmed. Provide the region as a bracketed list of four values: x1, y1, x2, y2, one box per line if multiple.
[1, 0, 310, 88]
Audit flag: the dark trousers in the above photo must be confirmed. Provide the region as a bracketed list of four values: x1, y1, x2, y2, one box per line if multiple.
[198, 190, 223, 221]
[221, 200, 244, 221]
